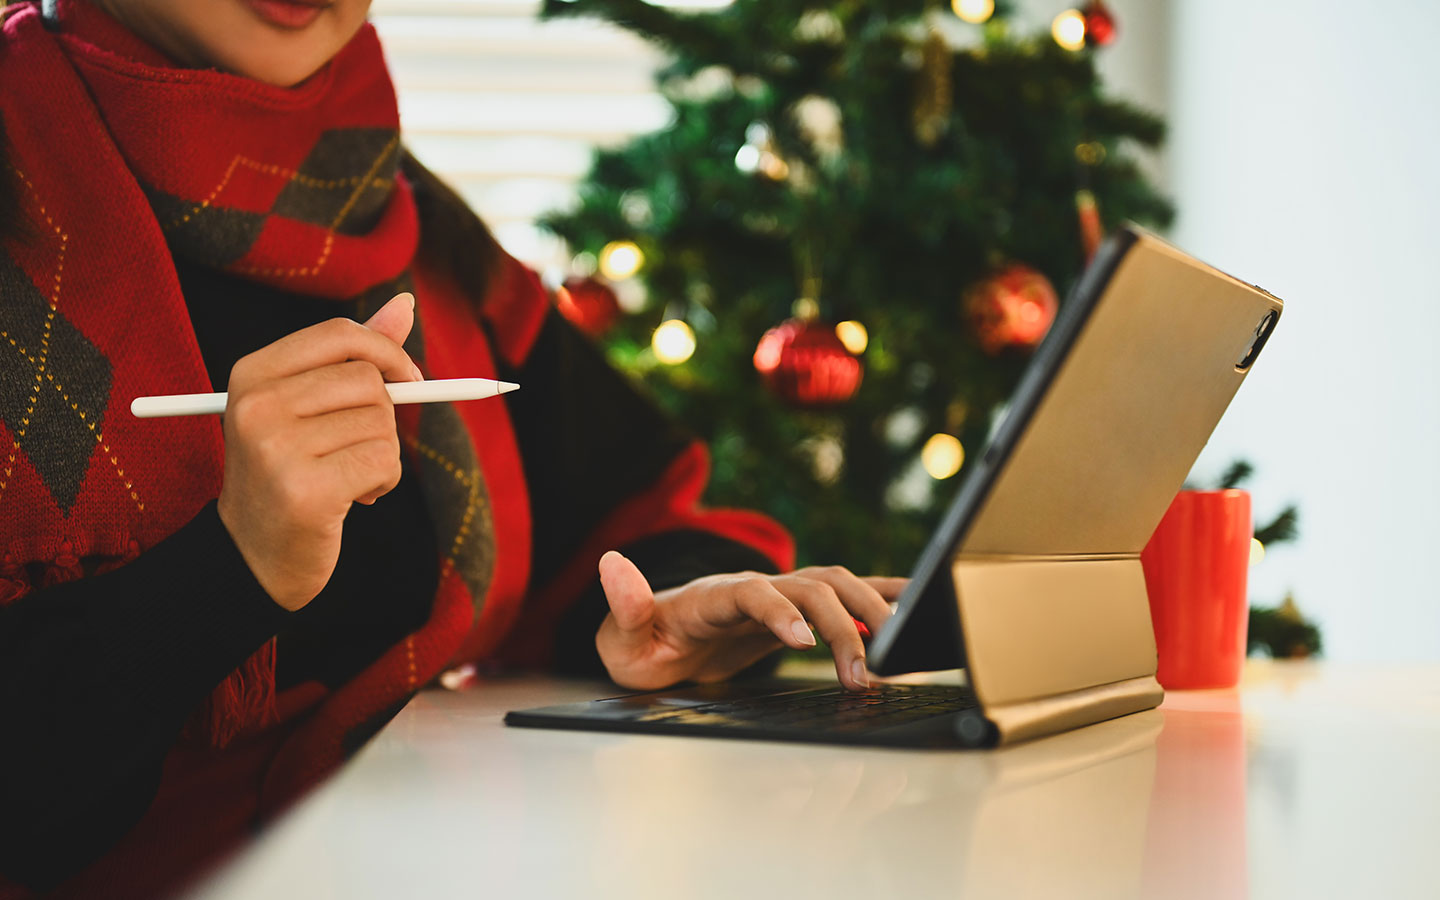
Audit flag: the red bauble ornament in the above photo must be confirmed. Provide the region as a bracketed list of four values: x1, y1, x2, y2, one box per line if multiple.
[554, 277, 622, 336]
[964, 264, 1060, 354]
[1082, 0, 1118, 47]
[753, 318, 863, 406]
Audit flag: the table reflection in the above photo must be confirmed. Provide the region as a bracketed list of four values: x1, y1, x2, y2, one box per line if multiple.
[192, 679, 1258, 900]
[573, 705, 1233, 899]
[1142, 691, 1248, 900]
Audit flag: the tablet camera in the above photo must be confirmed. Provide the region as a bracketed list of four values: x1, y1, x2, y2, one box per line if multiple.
[1235, 309, 1278, 372]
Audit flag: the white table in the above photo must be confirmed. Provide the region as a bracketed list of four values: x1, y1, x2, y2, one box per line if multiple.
[190, 662, 1440, 899]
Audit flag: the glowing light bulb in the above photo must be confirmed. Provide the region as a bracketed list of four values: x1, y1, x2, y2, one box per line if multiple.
[652, 319, 696, 365]
[1250, 537, 1266, 566]
[1052, 10, 1087, 50]
[598, 241, 644, 280]
[835, 320, 868, 355]
[921, 433, 964, 480]
[757, 151, 790, 182]
[952, 0, 994, 24]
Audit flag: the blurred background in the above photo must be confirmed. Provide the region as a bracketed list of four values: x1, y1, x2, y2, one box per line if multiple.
[371, 0, 1440, 663]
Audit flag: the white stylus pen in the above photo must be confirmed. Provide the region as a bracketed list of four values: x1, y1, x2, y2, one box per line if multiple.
[130, 377, 520, 418]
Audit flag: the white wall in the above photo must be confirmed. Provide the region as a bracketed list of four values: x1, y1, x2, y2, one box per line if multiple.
[1166, 1, 1440, 661]
[1020, 0, 1440, 661]
[374, 0, 676, 268]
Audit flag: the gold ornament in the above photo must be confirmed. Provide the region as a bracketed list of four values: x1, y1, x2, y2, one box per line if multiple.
[791, 95, 844, 162]
[912, 26, 953, 148]
[1074, 141, 1106, 165]
[791, 297, 820, 321]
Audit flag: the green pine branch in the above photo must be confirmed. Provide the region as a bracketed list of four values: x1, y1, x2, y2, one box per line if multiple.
[1218, 460, 1254, 489]
[539, 1, 1174, 570]
[1255, 506, 1299, 546]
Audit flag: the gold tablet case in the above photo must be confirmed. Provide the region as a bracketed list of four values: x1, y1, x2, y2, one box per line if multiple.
[954, 230, 1282, 744]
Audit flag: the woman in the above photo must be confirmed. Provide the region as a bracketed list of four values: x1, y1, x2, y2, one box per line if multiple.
[0, 0, 902, 896]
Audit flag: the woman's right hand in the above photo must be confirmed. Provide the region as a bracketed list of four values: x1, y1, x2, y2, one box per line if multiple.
[216, 293, 422, 611]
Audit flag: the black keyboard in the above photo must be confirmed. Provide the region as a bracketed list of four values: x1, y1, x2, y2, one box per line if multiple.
[629, 683, 977, 734]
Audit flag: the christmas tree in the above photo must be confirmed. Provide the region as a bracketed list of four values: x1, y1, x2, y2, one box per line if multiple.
[539, 0, 1170, 574]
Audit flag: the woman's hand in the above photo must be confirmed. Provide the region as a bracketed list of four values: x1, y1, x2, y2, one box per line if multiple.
[595, 551, 907, 692]
[217, 293, 422, 612]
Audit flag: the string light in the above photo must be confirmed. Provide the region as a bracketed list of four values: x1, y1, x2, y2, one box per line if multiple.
[734, 144, 762, 173]
[652, 319, 696, 364]
[921, 433, 964, 479]
[757, 153, 790, 181]
[598, 241, 645, 280]
[835, 320, 868, 355]
[1250, 537, 1266, 566]
[1052, 10, 1087, 50]
[951, 0, 994, 24]
[735, 122, 790, 181]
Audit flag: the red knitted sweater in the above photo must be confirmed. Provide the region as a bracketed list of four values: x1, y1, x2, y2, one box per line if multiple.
[0, 2, 792, 895]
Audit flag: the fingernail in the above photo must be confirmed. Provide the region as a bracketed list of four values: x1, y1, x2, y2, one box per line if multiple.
[851, 659, 870, 689]
[402, 291, 416, 310]
[790, 621, 816, 647]
[411, 363, 424, 381]
[598, 550, 626, 574]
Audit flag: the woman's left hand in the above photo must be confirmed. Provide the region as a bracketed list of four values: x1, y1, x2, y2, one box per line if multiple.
[595, 551, 907, 693]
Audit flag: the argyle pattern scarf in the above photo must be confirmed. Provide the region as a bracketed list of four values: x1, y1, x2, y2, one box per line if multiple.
[0, 0, 500, 747]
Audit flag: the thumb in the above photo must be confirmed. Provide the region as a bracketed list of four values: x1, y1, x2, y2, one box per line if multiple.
[598, 550, 655, 650]
[363, 292, 418, 357]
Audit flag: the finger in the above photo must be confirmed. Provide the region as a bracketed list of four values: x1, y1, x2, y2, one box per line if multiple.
[296, 405, 398, 459]
[276, 360, 394, 419]
[773, 576, 870, 690]
[316, 436, 403, 504]
[355, 484, 389, 506]
[362, 294, 423, 380]
[862, 576, 910, 602]
[232, 315, 420, 387]
[597, 551, 657, 653]
[720, 577, 818, 650]
[363, 292, 417, 351]
[795, 565, 893, 634]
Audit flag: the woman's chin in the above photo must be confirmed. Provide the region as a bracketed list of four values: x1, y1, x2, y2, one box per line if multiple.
[190, 0, 368, 86]
[203, 27, 349, 86]
[224, 49, 333, 87]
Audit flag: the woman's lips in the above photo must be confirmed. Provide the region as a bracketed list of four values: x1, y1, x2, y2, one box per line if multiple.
[240, 0, 330, 30]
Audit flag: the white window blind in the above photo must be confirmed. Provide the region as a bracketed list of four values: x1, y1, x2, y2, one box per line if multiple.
[372, 0, 726, 269]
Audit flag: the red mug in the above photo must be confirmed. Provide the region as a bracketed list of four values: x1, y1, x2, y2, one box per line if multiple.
[1140, 489, 1252, 690]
